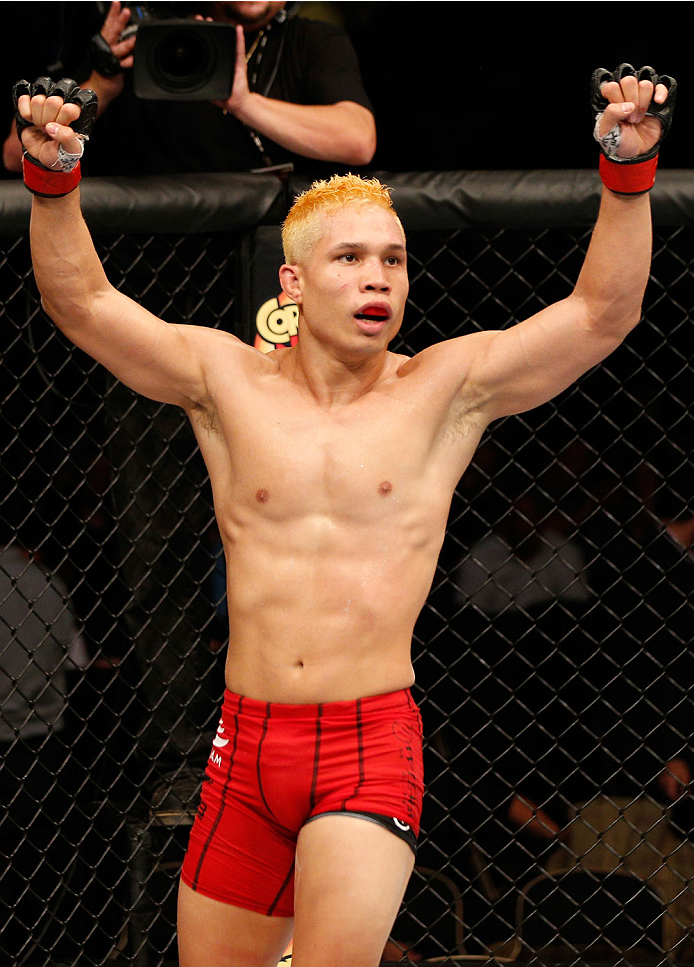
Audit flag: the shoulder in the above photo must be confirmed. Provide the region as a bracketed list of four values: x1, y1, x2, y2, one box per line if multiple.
[0, 547, 53, 591]
[281, 15, 362, 68]
[392, 333, 500, 440]
[0, 545, 29, 578]
[172, 325, 278, 412]
[196, 327, 285, 378]
[286, 16, 351, 43]
[270, 17, 372, 111]
[395, 331, 494, 383]
[177, 324, 260, 363]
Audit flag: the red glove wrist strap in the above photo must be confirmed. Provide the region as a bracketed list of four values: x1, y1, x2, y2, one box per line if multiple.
[599, 153, 659, 195]
[22, 154, 82, 197]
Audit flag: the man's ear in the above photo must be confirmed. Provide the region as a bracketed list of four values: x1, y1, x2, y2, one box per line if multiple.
[279, 264, 302, 304]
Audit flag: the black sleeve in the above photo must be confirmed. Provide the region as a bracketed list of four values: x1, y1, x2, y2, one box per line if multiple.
[269, 18, 373, 112]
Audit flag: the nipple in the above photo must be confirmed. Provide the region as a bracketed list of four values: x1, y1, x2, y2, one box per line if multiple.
[378, 481, 393, 496]
[255, 488, 270, 503]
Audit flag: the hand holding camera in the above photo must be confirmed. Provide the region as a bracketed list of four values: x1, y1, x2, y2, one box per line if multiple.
[89, 1, 237, 103]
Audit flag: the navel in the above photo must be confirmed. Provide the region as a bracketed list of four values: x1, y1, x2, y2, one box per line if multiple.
[255, 488, 270, 503]
[378, 480, 393, 496]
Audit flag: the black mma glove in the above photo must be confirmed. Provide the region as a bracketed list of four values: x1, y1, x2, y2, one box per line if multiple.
[590, 63, 677, 195]
[12, 77, 98, 197]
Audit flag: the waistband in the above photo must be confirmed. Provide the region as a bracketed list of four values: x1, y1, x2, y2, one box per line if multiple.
[221, 687, 418, 721]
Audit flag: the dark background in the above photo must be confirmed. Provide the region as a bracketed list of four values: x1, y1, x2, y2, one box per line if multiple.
[1, 1, 691, 177]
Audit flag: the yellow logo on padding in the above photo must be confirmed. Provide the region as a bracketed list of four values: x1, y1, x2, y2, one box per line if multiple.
[255, 294, 299, 354]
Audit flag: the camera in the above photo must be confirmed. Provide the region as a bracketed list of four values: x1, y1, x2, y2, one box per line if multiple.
[132, 19, 236, 100]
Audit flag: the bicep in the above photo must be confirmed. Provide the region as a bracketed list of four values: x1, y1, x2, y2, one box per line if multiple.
[460, 296, 623, 420]
[50, 285, 209, 406]
[32, 197, 211, 407]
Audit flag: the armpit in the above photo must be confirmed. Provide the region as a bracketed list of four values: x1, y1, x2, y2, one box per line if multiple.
[187, 395, 221, 436]
[438, 395, 487, 445]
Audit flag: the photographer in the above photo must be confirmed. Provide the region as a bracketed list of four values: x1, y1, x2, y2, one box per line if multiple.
[3, 0, 376, 175]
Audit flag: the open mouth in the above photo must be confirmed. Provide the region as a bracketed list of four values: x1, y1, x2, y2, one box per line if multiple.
[355, 306, 390, 323]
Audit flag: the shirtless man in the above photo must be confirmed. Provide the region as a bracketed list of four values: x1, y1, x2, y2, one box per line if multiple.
[14, 64, 674, 967]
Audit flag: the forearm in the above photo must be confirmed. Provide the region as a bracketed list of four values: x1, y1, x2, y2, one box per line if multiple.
[30, 191, 112, 343]
[81, 72, 123, 116]
[231, 96, 376, 165]
[571, 187, 652, 342]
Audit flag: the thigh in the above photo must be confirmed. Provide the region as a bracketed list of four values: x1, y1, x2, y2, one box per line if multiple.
[181, 697, 298, 917]
[177, 879, 293, 967]
[291, 814, 415, 967]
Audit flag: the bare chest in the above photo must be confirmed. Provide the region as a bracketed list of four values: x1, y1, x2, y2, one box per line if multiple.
[199, 378, 446, 523]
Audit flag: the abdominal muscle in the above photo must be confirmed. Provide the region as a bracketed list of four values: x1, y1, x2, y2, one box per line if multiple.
[220, 513, 439, 705]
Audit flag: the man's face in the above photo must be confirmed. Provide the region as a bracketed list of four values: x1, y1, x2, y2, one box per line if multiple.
[289, 204, 409, 358]
[210, 2, 286, 28]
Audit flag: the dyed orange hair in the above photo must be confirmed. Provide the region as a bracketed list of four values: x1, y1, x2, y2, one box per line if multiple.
[281, 173, 403, 265]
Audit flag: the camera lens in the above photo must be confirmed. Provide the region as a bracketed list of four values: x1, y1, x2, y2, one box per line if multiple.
[151, 27, 215, 93]
[134, 20, 235, 101]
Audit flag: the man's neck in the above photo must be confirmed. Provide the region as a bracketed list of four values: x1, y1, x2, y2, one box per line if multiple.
[283, 342, 393, 407]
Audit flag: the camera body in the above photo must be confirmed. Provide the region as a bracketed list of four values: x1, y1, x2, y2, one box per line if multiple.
[132, 19, 236, 101]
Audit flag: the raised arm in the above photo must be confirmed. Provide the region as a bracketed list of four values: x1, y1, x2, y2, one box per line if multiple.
[15, 79, 215, 410]
[432, 65, 676, 426]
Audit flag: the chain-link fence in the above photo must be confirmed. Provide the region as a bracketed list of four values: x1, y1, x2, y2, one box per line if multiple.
[1, 171, 693, 966]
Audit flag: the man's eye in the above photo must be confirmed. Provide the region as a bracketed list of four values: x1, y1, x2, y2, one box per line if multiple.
[339, 253, 357, 262]
[385, 257, 400, 266]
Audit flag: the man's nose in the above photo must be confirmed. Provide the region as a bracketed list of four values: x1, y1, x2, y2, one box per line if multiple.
[362, 260, 390, 291]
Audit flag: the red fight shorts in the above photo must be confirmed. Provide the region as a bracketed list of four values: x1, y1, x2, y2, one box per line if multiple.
[180, 687, 424, 917]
